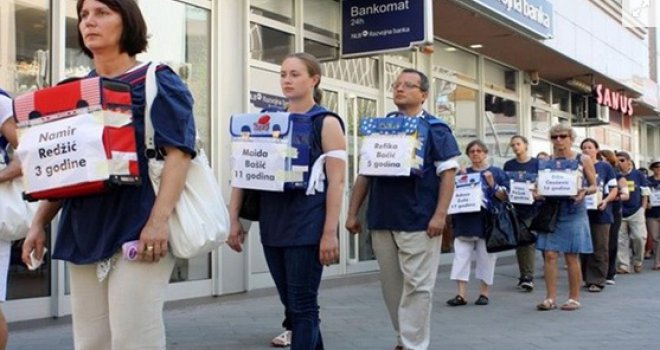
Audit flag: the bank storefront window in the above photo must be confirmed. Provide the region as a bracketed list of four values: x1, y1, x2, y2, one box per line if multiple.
[1, 0, 52, 302]
[250, 0, 294, 25]
[435, 78, 478, 163]
[0, 0, 51, 93]
[484, 94, 518, 164]
[433, 41, 477, 84]
[250, 24, 295, 64]
[484, 60, 517, 94]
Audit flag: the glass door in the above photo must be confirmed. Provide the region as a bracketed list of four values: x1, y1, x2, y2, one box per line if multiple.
[322, 83, 378, 274]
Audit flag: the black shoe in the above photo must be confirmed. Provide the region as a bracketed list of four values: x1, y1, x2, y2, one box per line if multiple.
[518, 275, 534, 292]
[474, 295, 489, 305]
[446, 295, 467, 306]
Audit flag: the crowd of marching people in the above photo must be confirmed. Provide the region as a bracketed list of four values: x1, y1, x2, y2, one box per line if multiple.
[0, 1, 658, 350]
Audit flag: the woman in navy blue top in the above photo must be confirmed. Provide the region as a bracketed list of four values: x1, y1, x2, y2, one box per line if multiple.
[580, 138, 618, 291]
[447, 140, 508, 307]
[22, 1, 195, 349]
[646, 159, 660, 269]
[535, 124, 597, 311]
[227, 53, 345, 350]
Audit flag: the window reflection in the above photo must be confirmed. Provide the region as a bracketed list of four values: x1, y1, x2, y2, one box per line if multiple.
[250, 23, 294, 64]
[484, 94, 517, 163]
[251, 0, 294, 25]
[435, 78, 477, 160]
[1, 0, 52, 301]
[0, 1, 51, 93]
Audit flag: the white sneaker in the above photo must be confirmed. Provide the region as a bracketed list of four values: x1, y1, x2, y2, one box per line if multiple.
[605, 279, 615, 285]
[271, 330, 292, 347]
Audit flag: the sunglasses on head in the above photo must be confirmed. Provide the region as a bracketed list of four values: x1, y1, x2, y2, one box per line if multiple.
[550, 134, 569, 140]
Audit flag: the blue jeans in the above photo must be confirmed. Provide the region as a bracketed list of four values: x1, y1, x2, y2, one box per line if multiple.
[263, 245, 324, 350]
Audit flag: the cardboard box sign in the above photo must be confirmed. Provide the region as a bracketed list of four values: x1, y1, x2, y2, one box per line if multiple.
[358, 116, 427, 177]
[13, 77, 140, 201]
[536, 159, 580, 197]
[229, 110, 339, 192]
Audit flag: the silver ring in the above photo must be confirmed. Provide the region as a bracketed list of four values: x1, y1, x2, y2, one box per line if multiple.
[146, 245, 154, 252]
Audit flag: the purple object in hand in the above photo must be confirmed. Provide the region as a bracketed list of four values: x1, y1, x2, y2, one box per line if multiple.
[122, 240, 139, 261]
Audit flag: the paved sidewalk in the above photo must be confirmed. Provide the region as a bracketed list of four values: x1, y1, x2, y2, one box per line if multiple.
[8, 254, 660, 350]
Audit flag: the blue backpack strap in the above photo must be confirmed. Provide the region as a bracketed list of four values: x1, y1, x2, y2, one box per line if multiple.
[308, 109, 345, 132]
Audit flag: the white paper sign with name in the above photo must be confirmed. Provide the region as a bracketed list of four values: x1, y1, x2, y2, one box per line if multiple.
[509, 180, 535, 205]
[651, 189, 660, 207]
[537, 170, 579, 196]
[359, 135, 413, 176]
[231, 140, 288, 192]
[16, 113, 109, 193]
[448, 173, 482, 214]
[585, 190, 602, 210]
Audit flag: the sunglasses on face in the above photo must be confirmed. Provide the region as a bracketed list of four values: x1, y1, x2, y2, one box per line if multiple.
[550, 134, 569, 140]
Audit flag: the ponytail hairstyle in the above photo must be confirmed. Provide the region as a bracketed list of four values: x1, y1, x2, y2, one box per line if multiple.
[284, 52, 323, 104]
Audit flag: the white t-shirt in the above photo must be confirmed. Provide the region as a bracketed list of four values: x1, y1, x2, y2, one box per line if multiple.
[0, 93, 12, 301]
[0, 93, 12, 127]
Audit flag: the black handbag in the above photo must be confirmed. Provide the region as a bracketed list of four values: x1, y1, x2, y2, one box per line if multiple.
[529, 200, 560, 233]
[516, 217, 537, 246]
[485, 200, 519, 253]
[239, 189, 260, 221]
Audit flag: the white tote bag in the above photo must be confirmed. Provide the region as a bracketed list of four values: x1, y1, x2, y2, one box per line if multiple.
[144, 62, 229, 259]
[0, 176, 38, 241]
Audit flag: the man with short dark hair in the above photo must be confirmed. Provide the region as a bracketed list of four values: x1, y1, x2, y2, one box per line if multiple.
[346, 69, 460, 350]
[615, 151, 650, 273]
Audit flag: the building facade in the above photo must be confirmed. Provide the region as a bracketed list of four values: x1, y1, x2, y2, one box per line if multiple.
[0, 0, 658, 321]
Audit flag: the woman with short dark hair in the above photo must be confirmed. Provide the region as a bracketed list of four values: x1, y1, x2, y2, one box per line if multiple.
[22, 1, 196, 348]
[447, 140, 508, 307]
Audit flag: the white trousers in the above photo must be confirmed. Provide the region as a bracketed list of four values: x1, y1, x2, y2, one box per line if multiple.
[68, 252, 175, 350]
[450, 238, 497, 285]
[371, 230, 440, 350]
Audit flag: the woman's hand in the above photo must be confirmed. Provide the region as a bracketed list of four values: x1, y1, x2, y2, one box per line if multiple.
[226, 219, 247, 252]
[21, 224, 47, 268]
[483, 170, 495, 188]
[319, 230, 339, 266]
[572, 189, 587, 203]
[138, 218, 169, 263]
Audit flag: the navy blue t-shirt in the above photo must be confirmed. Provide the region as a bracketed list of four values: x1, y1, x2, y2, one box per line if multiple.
[258, 105, 344, 247]
[451, 166, 509, 239]
[621, 169, 649, 218]
[53, 63, 197, 264]
[587, 161, 617, 224]
[503, 157, 539, 220]
[366, 112, 460, 231]
[647, 176, 660, 218]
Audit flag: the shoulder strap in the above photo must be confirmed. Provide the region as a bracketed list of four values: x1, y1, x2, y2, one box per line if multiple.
[308, 109, 345, 132]
[144, 62, 160, 153]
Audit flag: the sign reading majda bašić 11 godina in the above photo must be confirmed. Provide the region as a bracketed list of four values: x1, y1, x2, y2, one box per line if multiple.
[341, 0, 432, 58]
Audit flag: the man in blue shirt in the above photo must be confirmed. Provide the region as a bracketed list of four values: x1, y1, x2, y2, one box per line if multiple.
[615, 151, 650, 273]
[346, 69, 460, 350]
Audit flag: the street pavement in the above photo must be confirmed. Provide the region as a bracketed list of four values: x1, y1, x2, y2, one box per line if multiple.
[7, 253, 660, 350]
